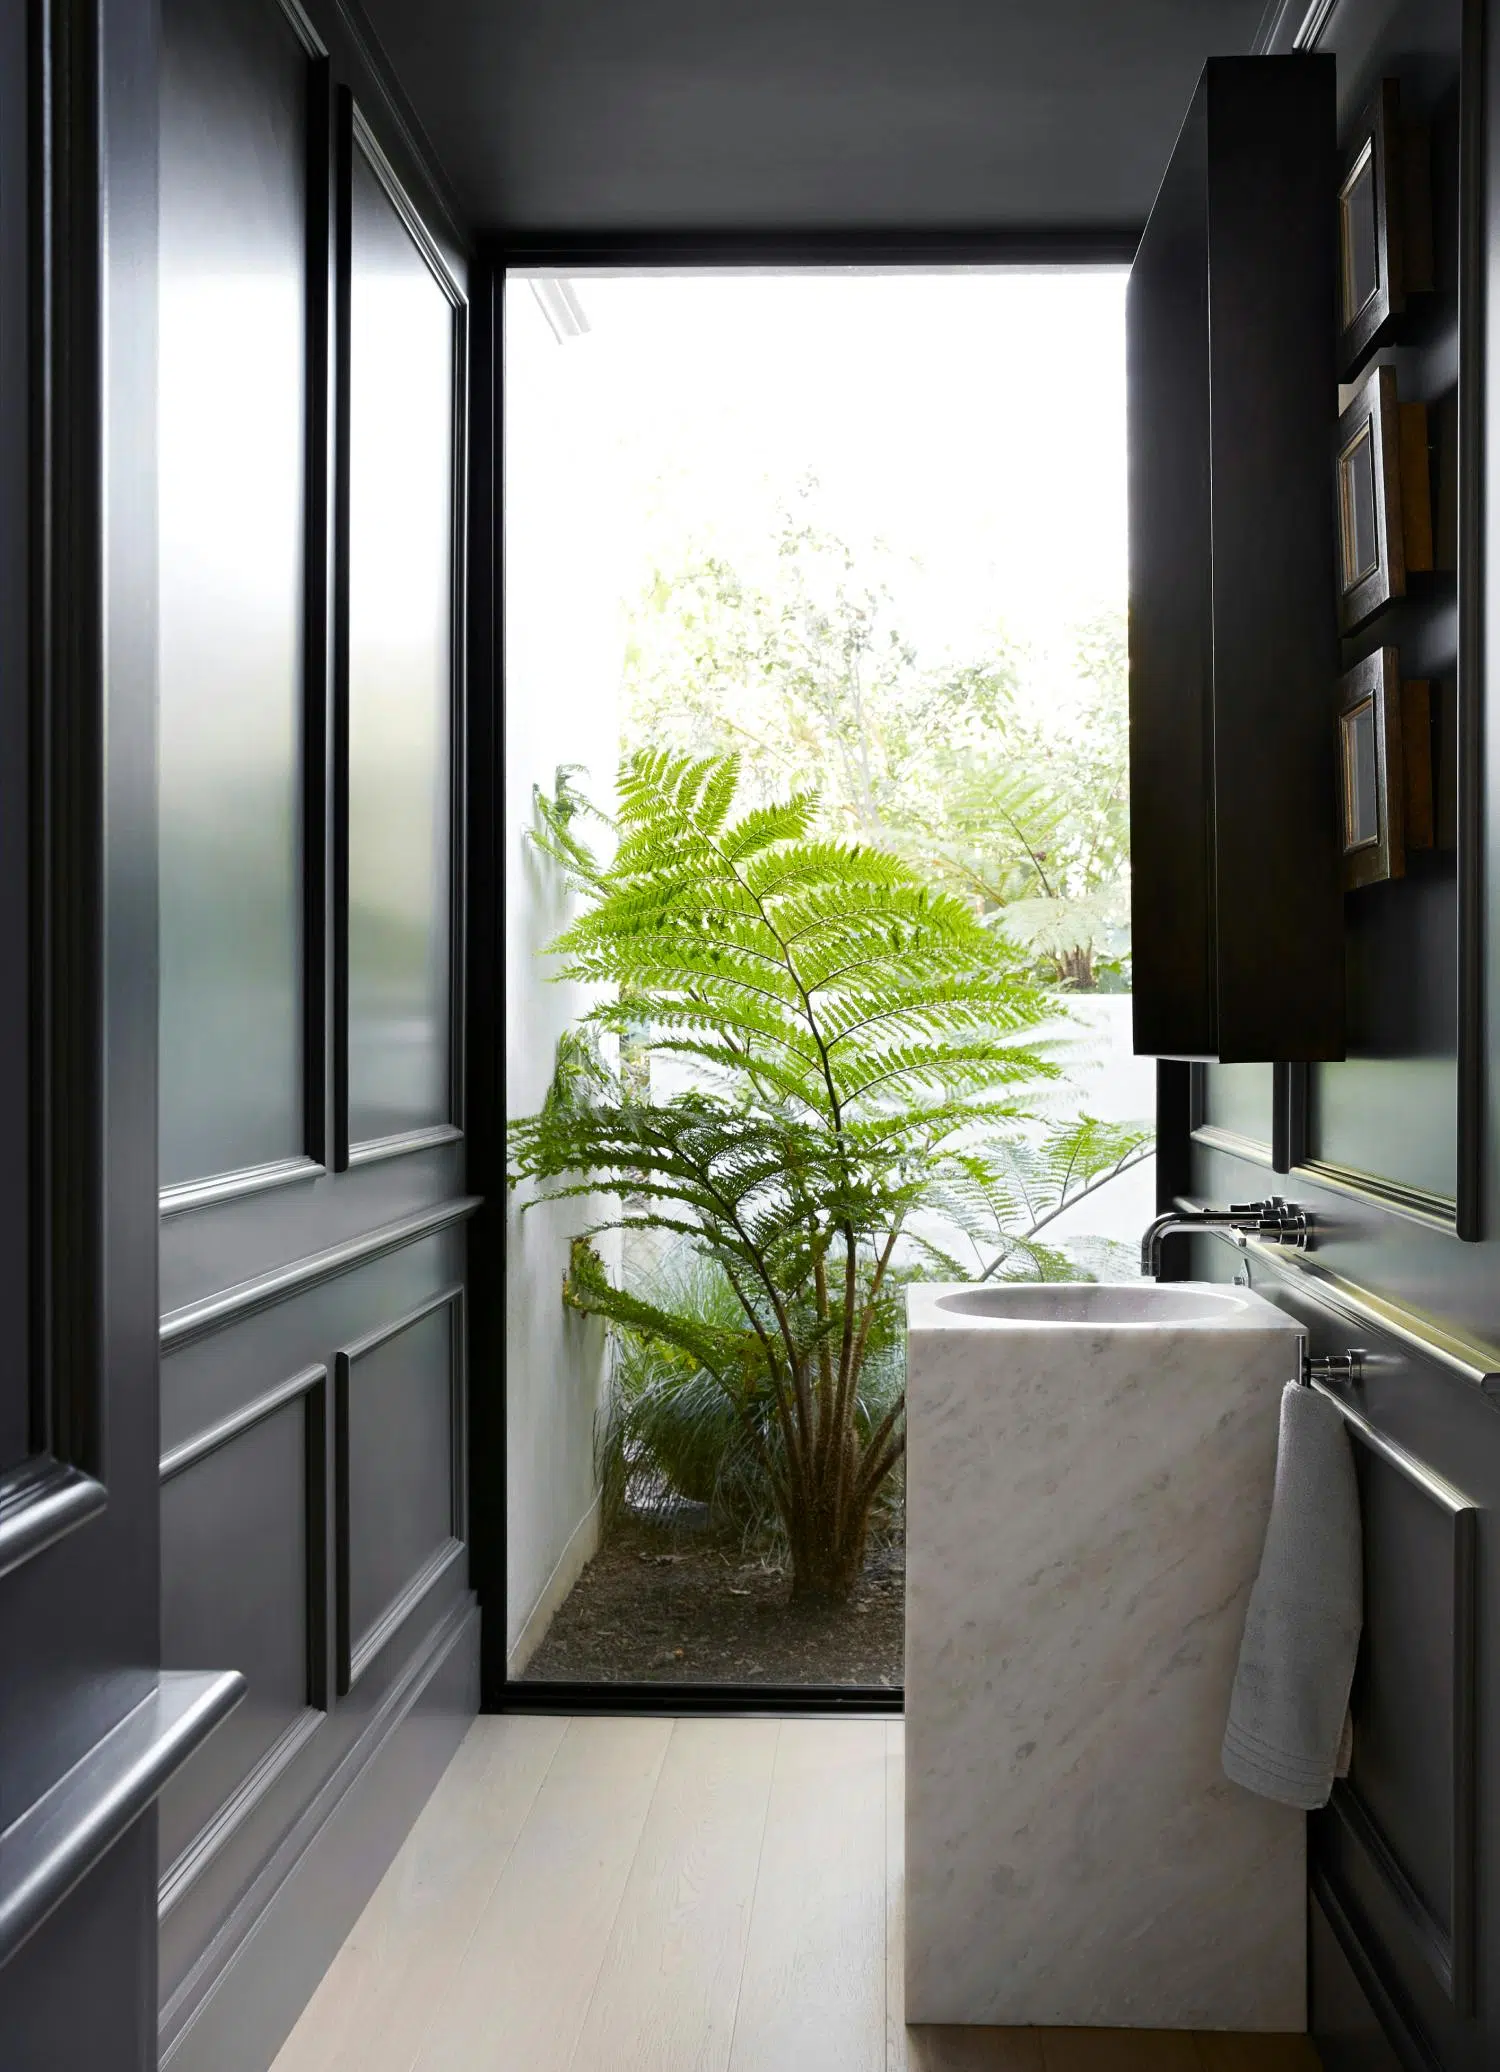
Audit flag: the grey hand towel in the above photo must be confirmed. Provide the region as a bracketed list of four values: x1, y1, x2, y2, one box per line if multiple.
[1222, 1379, 1362, 1810]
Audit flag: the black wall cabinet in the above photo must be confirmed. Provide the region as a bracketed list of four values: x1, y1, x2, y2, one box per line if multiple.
[1128, 55, 1345, 1063]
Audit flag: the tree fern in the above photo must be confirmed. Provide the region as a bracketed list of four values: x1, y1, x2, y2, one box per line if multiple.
[511, 751, 1095, 1601]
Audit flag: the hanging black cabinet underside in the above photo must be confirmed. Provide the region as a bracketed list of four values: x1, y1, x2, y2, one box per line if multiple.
[1128, 56, 1345, 1063]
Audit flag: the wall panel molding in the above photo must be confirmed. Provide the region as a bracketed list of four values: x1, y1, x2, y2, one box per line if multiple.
[1189, 1123, 1274, 1168]
[1311, 1869, 1443, 2072]
[1453, 0, 1484, 1242]
[159, 1363, 329, 1484]
[1294, 1164, 1460, 1234]
[304, 41, 336, 1179]
[1331, 1780, 1469, 2015]
[332, 91, 467, 1167]
[349, 102, 465, 300]
[158, 1706, 324, 1921]
[161, 1156, 326, 1220]
[0, 1671, 245, 1971]
[1, 0, 115, 1582]
[159, 1600, 477, 2071]
[347, 1121, 462, 1169]
[1321, 1402, 1478, 2011]
[322, 0, 469, 250]
[0, 1459, 107, 1582]
[159, 1193, 479, 1352]
[1281, 1063, 1463, 1236]
[1188, 1062, 1275, 1168]
[160, 1364, 331, 1703]
[159, 1357, 331, 1906]
[335, 1284, 465, 1694]
[346, 1536, 465, 1689]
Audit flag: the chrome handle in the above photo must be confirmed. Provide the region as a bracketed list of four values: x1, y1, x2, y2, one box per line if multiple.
[1302, 1348, 1365, 1387]
[1238, 1196, 1311, 1250]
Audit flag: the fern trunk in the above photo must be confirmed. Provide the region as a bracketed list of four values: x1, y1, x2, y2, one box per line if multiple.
[1051, 941, 1097, 990]
[784, 1486, 875, 1604]
[781, 1418, 882, 1604]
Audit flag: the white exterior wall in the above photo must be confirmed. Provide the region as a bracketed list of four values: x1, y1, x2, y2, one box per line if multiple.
[502, 282, 623, 1668]
[1042, 995, 1158, 1260]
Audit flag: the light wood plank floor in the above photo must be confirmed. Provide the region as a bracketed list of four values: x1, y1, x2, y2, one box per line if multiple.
[272, 1717, 1320, 2072]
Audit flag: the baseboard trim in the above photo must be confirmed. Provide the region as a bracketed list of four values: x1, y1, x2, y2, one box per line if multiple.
[159, 1596, 478, 2072]
[507, 1492, 600, 1677]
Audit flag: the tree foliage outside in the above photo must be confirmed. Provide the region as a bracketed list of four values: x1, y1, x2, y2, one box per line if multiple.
[509, 754, 1149, 1603]
[623, 499, 1131, 990]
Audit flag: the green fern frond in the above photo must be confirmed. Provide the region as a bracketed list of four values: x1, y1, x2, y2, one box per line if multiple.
[510, 752, 1148, 1601]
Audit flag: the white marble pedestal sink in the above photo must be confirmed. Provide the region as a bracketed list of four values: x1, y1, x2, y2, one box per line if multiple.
[904, 1279, 1306, 2030]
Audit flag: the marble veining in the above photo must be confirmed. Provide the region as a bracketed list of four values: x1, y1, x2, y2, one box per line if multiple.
[903, 1281, 1306, 2030]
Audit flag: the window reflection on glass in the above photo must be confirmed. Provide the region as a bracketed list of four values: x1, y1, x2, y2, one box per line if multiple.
[1338, 422, 1380, 590]
[1339, 141, 1380, 326]
[1341, 700, 1380, 851]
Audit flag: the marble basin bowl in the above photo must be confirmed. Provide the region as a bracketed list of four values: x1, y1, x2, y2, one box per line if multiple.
[931, 1282, 1249, 1324]
[903, 1278, 1307, 2032]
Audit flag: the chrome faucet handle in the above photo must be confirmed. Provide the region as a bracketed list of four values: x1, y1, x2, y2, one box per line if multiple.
[1251, 1197, 1311, 1250]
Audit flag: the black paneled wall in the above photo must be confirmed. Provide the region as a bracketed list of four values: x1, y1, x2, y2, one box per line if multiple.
[154, 3, 478, 2066]
[1193, 4, 1500, 2066]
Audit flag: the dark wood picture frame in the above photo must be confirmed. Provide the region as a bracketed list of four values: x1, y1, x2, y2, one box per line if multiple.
[1338, 78, 1433, 379]
[1337, 366, 1433, 633]
[1338, 647, 1433, 890]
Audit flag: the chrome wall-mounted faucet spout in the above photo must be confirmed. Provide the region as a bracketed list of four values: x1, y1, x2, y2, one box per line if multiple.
[1140, 1197, 1311, 1280]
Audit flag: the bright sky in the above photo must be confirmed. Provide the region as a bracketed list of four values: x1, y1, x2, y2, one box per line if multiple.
[515, 269, 1128, 675]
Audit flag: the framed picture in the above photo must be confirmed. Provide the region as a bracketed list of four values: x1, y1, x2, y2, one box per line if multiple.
[1338, 79, 1433, 379]
[1337, 648, 1433, 889]
[1336, 365, 1433, 633]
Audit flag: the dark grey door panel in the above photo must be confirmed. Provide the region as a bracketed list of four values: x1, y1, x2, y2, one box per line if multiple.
[337, 1288, 466, 1693]
[154, 0, 478, 2060]
[159, 1382, 327, 1877]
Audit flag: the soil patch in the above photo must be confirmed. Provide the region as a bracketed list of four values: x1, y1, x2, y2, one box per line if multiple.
[523, 1516, 904, 1687]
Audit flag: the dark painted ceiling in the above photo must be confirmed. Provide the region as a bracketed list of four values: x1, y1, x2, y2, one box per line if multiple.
[357, 0, 1269, 238]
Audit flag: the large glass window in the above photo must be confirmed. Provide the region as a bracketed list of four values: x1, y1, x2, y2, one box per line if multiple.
[504, 269, 1149, 1691]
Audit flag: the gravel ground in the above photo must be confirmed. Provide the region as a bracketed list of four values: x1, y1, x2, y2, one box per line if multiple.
[522, 1517, 905, 1687]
